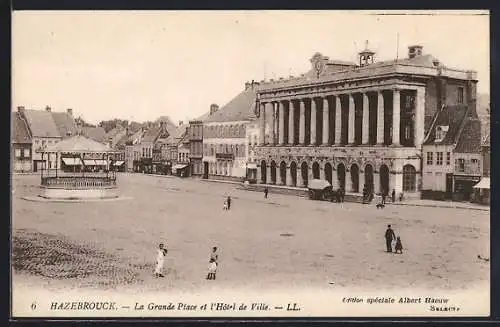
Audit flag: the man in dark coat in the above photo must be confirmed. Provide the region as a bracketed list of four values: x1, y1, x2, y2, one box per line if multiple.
[391, 189, 396, 203]
[227, 196, 231, 210]
[264, 187, 268, 199]
[381, 191, 386, 205]
[385, 224, 396, 253]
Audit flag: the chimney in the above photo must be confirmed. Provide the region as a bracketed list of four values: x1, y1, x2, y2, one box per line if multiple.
[17, 106, 25, 114]
[45, 105, 51, 112]
[66, 108, 73, 116]
[210, 104, 219, 115]
[179, 120, 183, 126]
[408, 45, 423, 59]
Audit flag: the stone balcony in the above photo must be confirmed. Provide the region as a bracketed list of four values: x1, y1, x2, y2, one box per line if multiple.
[255, 145, 422, 161]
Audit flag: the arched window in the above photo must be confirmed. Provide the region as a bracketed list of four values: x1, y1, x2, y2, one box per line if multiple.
[402, 164, 417, 192]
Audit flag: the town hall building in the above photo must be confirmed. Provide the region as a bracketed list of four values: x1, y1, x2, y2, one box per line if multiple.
[255, 44, 479, 198]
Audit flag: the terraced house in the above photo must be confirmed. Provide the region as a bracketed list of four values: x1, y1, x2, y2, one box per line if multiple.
[203, 82, 262, 181]
[15, 106, 77, 172]
[12, 111, 32, 173]
[254, 44, 480, 199]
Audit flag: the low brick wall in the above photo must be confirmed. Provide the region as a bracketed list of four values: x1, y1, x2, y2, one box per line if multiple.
[238, 184, 309, 197]
[207, 175, 245, 183]
[239, 183, 368, 203]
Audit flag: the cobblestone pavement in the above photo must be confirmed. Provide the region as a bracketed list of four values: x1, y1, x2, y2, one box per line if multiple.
[12, 174, 490, 293]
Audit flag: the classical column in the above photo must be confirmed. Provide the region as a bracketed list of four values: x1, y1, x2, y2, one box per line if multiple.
[297, 166, 303, 187]
[376, 91, 385, 145]
[335, 96, 342, 145]
[278, 102, 285, 145]
[331, 168, 339, 189]
[269, 102, 276, 146]
[322, 97, 329, 145]
[362, 93, 369, 144]
[310, 98, 317, 145]
[299, 100, 306, 144]
[259, 103, 266, 146]
[392, 89, 401, 146]
[320, 165, 325, 180]
[359, 170, 365, 193]
[373, 171, 380, 195]
[266, 163, 272, 184]
[348, 94, 355, 145]
[286, 166, 293, 186]
[345, 169, 352, 193]
[414, 87, 426, 149]
[288, 100, 295, 145]
[393, 172, 403, 195]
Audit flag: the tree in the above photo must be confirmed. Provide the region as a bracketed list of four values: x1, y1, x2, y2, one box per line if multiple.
[75, 116, 95, 127]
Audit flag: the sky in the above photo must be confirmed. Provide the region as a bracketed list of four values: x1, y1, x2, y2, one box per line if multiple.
[12, 10, 489, 125]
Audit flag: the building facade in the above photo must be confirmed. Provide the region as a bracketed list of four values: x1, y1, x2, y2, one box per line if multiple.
[203, 83, 258, 181]
[421, 103, 482, 201]
[245, 122, 261, 182]
[188, 120, 204, 177]
[255, 45, 478, 198]
[12, 112, 32, 173]
[16, 106, 77, 172]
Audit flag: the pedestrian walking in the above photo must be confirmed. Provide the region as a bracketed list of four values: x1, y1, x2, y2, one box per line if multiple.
[381, 192, 386, 205]
[227, 196, 231, 210]
[264, 187, 269, 199]
[206, 259, 217, 280]
[154, 243, 168, 277]
[385, 225, 396, 253]
[391, 189, 396, 203]
[395, 236, 403, 254]
[210, 246, 219, 263]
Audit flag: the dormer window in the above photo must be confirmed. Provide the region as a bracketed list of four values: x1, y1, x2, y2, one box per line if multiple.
[435, 125, 449, 142]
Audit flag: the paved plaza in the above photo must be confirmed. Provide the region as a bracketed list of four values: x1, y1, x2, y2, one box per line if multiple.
[12, 174, 489, 294]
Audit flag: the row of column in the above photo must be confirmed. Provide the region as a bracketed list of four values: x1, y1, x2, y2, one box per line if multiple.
[258, 88, 425, 148]
[261, 165, 404, 195]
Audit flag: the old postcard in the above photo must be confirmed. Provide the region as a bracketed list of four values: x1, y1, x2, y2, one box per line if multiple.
[11, 10, 490, 318]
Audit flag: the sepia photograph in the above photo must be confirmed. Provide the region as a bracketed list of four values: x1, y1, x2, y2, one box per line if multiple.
[11, 10, 490, 318]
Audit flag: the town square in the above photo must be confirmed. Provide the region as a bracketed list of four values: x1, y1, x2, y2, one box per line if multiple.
[11, 10, 490, 317]
[12, 173, 489, 293]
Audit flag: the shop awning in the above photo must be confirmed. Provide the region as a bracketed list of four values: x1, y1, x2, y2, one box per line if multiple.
[94, 159, 107, 166]
[62, 158, 82, 166]
[246, 163, 258, 169]
[83, 159, 97, 166]
[114, 161, 125, 166]
[172, 164, 188, 170]
[473, 177, 490, 189]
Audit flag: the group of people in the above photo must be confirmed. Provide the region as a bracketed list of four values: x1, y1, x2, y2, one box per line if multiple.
[223, 196, 232, 210]
[385, 224, 403, 254]
[154, 243, 220, 280]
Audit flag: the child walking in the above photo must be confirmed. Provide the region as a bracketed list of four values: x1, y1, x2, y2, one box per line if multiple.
[395, 236, 403, 254]
[206, 258, 217, 280]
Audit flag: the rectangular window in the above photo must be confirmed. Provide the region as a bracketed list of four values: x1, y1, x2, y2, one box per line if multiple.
[455, 158, 465, 173]
[436, 152, 443, 165]
[23, 148, 30, 157]
[15, 148, 21, 157]
[458, 87, 464, 104]
[426, 152, 433, 165]
[446, 152, 451, 165]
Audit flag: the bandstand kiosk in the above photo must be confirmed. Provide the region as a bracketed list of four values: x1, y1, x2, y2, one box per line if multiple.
[39, 135, 120, 200]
